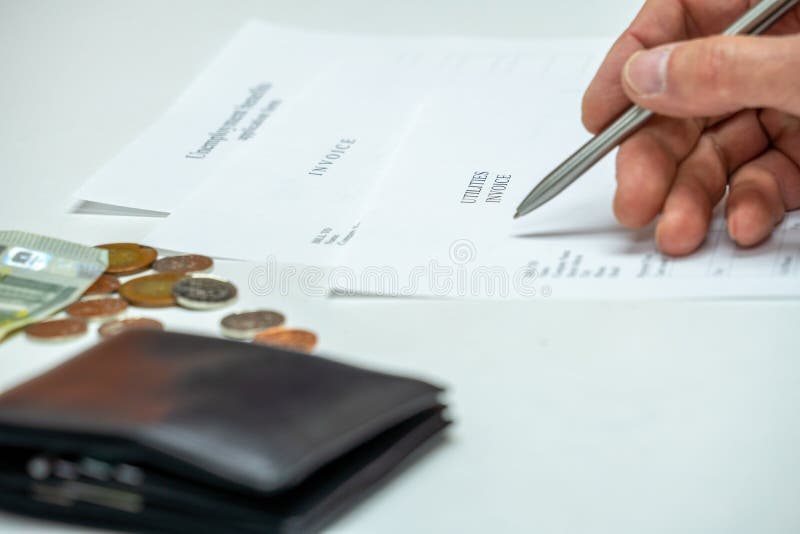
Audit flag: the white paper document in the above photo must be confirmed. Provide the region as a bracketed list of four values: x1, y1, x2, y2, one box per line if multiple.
[122, 22, 800, 299]
[73, 21, 385, 213]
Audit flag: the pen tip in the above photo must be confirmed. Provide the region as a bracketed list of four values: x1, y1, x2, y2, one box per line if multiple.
[513, 211, 521, 219]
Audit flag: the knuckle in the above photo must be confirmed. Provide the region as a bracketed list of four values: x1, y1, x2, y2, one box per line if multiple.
[697, 39, 736, 98]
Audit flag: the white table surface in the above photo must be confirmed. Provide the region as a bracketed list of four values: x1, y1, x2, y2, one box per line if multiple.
[2, 1, 799, 533]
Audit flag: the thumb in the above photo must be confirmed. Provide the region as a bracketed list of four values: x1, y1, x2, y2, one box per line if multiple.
[621, 34, 800, 118]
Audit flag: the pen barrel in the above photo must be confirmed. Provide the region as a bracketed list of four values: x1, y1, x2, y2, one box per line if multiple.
[724, 0, 800, 35]
[518, 106, 653, 214]
[572, 105, 653, 175]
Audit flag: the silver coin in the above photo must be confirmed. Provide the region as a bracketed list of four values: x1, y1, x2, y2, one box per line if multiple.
[220, 310, 286, 340]
[172, 274, 237, 310]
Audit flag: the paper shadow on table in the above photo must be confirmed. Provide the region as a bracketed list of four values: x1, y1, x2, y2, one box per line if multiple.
[69, 200, 168, 218]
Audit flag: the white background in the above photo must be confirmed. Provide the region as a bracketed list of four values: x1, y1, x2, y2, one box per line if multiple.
[2, 1, 800, 533]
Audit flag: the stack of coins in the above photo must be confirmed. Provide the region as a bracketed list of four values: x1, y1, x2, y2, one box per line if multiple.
[23, 243, 319, 352]
[219, 310, 318, 353]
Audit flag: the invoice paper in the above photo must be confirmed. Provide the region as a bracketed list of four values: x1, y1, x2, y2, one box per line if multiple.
[328, 72, 800, 299]
[73, 21, 379, 213]
[142, 24, 800, 300]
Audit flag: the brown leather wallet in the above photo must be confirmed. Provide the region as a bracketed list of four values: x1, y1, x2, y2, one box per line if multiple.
[0, 330, 449, 533]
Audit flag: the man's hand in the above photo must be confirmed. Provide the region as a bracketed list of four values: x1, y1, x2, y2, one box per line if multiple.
[582, 0, 800, 256]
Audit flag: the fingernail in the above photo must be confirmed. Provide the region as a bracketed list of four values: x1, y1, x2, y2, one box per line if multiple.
[624, 45, 675, 96]
[727, 213, 738, 241]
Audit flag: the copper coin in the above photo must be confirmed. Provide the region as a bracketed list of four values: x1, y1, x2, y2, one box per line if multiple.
[119, 272, 185, 307]
[98, 317, 164, 338]
[96, 243, 157, 275]
[25, 318, 88, 341]
[152, 254, 213, 274]
[82, 274, 121, 296]
[66, 297, 128, 321]
[253, 327, 318, 353]
[220, 310, 285, 340]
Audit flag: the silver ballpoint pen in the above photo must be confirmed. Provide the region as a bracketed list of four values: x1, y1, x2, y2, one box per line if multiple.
[514, 0, 800, 219]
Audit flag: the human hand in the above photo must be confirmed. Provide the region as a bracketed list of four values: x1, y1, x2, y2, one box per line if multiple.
[583, 0, 800, 256]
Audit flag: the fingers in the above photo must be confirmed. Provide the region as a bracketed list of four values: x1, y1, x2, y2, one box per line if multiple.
[582, 1, 690, 133]
[757, 110, 800, 208]
[582, 0, 754, 133]
[655, 110, 769, 255]
[726, 149, 800, 246]
[759, 109, 800, 174]
[622, 34, 800, 118]
[580, 2, 800, 254]
[613, 116, 703, 228]
[582, 32, 647, 133]
[615, 107, 799, 254]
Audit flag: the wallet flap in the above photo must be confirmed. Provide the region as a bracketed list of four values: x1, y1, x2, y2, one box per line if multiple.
[0, 330, 444, 494]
